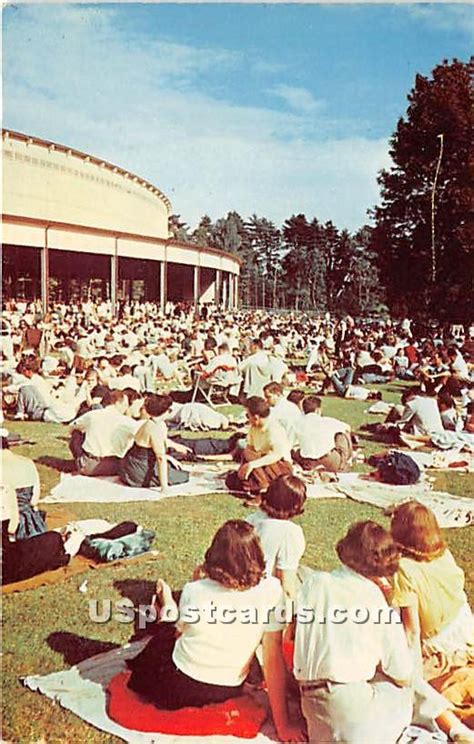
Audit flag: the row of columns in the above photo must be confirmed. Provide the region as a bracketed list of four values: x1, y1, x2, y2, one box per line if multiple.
[39, 243, 239, 316]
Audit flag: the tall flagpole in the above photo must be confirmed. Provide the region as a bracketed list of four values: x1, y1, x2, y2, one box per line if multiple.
[431, 133, 444, 283]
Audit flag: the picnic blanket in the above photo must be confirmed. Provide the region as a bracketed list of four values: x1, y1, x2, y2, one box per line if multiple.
[399, 449, 473, 473]
[41, 471, 473, 528]
[42, 468, 345, 505]
[42, 470, 229, 504]
[2, 550, 159, 595]
[22, 640, 277, 744]
[331, 473, 474, 528]
[22, 642, 452, 744]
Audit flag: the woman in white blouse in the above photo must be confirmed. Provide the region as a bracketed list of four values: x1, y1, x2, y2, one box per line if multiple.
[127, 520, 304, 742]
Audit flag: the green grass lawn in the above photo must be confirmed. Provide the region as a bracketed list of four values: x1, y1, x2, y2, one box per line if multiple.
[2, 384, 473, 742]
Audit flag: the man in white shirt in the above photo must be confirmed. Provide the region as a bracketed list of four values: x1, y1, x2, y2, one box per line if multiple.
[306, 342, 323, 374]
[225, 396, 292, 495]
[150, 347, 184, 386]
[14, 359, 52, 421]
[294, 521, 412, 743]
[447, 346, 470, 380]
[96, 357, 117, 386]
[294, 395, 352, 472]
[263, 382, 302, 449]
[239, 339, 272, 398]
[396, 388, 444, 436]
[71, 390, 139, 476]
[202, 343, 242, 397]
[75, 332, 94, 359]
[268, 349, 289, 384]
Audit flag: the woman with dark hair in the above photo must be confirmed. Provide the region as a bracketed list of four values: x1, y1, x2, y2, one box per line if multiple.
[127, 520, 304, 742]
[246, 475, 307, 604]
[119, 394, 190, 490]
[294, 521, 413, 743]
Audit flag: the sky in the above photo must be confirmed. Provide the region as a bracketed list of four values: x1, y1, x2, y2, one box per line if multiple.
[2, 3, 472, 232]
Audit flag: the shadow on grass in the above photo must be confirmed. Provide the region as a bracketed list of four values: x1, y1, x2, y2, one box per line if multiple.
[36, 455, 76, 473]
[47, 631, 119, 665]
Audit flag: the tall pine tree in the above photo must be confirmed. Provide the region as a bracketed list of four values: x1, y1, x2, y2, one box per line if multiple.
[373, 59, 473, 323]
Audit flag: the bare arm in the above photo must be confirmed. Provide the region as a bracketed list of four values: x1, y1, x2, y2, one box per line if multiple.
[276, 568, 298, 604]
[31, 464, 41, 508]
[150, 424, 169, 490]
[3, 485, 20, 536]
[167, 437, 192, 456]
[400, 602, 421, 650]
[262, 631, 305, 742]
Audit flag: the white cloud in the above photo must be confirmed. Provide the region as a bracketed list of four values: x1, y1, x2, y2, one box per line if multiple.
[3, 5, 391, 231]
[404, 4, 474, 35]
[269, 84, 324, 113]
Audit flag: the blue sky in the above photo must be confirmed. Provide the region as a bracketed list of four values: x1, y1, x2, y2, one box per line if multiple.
[3, 3, 472, 232]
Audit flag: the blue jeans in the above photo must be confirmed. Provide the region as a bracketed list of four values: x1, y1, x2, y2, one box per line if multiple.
[359, 373, 389, 385]
[330, 367, 354, 396]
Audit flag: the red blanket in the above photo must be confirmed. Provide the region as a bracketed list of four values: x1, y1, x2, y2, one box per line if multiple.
[107, 671, 267, 737]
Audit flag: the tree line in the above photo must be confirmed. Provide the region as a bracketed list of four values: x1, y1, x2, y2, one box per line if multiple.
[170, 58, 472, 323]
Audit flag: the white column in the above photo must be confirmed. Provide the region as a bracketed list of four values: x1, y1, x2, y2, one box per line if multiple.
[216, 269, 222, 306]
[222, 273, 228, 309]
[110, 239, 118, 316]
[160, 260, 167, 312]
[41, 229, 50, 316]
[193, 265, 200, 308]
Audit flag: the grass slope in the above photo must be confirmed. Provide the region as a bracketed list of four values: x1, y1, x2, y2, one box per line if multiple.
[2, 384, 473, 742]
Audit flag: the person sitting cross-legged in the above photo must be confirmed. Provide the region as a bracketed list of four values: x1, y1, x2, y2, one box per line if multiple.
[225, 396, 293, 497]
[293, 395, 353, 473]
[70, 390, 137, 476]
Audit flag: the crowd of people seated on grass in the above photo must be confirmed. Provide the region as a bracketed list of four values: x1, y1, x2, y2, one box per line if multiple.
[1, 300, 473, 416]
[4, 433, 472, 741]
[1, 299, 474, 741]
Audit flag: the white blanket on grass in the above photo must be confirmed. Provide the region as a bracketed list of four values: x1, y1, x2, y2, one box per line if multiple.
[331, 473, 474, 528]
[42, 467, 345, 505]
[396, 449, 473, 473]
[42, 471, 229, 504]
[22, 642, 447, 744]
[41, 472, 473, 528]
[23, 640, 276, 744]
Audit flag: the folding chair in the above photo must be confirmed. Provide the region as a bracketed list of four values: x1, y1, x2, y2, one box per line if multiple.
[190, 372, 232, 409]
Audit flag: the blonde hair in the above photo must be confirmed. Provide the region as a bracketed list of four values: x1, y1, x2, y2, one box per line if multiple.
[391, 501, 446, 562]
